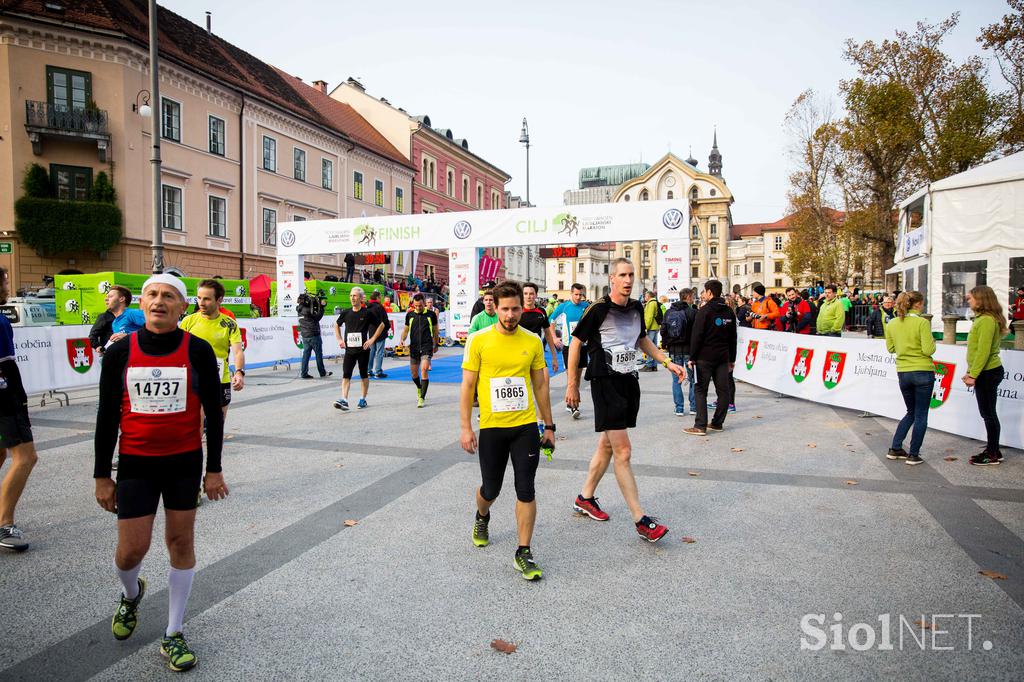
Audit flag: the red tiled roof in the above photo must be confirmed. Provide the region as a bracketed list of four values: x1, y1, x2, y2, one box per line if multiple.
[732, 209, 844, 238]
[275, 68, 412, 169]
[1, 0, 413, 169]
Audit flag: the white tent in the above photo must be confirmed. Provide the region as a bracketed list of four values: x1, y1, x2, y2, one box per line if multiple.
[892, 151, 1024, 332]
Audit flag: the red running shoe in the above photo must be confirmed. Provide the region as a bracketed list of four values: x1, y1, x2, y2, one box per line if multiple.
[635, 516, 668, 543]
[573, 495, 610, 521]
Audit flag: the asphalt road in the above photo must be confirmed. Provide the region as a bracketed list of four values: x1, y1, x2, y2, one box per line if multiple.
[2, 348, 1022, 680]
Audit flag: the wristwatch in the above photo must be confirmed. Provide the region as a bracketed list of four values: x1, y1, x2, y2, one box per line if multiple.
[544, 424, 556, 432]
[235, 369, 246, 376]
[661, 358, 670, 368]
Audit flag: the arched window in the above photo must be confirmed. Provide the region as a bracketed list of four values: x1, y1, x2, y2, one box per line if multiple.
[463, 177, 469, 203]
[447, 170, 454, 196]
[666, 190, 674, 199]
[690, 186, 698, 201]
[421, 158, 428, 184]
[639, 189, 649, 201]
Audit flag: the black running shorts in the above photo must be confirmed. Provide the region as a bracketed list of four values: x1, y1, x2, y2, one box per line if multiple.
[591, 374, 641, 432]
[115, 451, 203, 519]
[342, 350, 370, 379]
[220, 383, 232, 407]
[0, 407, 34, 447]
[409, 346, 433, 362]
[478, 424, 540, 503]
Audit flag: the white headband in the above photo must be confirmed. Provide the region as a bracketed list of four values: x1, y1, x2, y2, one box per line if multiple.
[141, 273, 188, 300]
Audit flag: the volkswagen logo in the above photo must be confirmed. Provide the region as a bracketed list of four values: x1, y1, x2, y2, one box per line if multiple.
[152, 368, 162, 378]
[280, 230, 296, 247]
[662, 209, 684, 230]
[453, 220, 472, 240]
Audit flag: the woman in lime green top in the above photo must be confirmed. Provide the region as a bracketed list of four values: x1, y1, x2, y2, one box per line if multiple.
[883, 291, 935, 465]
[962, 286, 1007, 466]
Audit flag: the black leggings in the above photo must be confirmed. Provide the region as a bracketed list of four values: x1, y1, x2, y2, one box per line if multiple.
[342, 350, 370, 379]
[974, 366, 1003, 453]
[478, 424, 540, 503]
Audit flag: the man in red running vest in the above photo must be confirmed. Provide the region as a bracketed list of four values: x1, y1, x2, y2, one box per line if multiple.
[94, 274, 226, 672]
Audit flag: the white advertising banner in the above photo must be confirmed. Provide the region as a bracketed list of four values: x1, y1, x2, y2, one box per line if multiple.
[448, 247, 478, 341]
[734, 328, 1024, 450]
[276, 200, 690, 256]
[20, 312, 448, 396]
[656, 237, 690, 297]
[275, 255, 302, 318]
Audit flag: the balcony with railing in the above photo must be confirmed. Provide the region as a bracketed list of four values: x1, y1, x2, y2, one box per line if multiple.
[25, 100, 111, 162]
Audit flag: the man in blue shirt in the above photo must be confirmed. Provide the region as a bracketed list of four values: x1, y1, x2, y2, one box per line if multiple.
[107, 286, 145, 344]
[551, 283, 590, 419]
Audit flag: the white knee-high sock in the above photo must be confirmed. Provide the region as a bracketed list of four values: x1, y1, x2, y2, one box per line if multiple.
[116, 561, 142, 599]
[166, 567, 195, 636]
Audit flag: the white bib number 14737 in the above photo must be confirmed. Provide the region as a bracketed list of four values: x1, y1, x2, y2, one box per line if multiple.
[346, 332, 363, 348]
[127, 366, 187, 414]
[490, 376, 528, 413]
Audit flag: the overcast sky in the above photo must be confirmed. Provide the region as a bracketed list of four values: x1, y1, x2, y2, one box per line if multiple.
[164, 0, 1009, 224]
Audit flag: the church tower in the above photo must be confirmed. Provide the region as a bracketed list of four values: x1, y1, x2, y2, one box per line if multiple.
[708, 130, 723, 177]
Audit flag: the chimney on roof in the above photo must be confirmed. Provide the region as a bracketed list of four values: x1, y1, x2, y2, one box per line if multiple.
[313, 80, 328, 94]
[346, 77, 365, 92]
[205, 11, 211, 35]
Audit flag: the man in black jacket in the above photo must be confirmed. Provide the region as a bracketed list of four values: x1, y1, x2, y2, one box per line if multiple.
[344, 253, 356, 283]
[297, 292, 331, 379]
[89, 310, 115, 356]
[684, 280, 737, 435]
[866, 295, 895, 338]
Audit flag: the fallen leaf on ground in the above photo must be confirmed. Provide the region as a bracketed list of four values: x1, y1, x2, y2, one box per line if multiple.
[681, 536, 697, 544]
[944, 456, 958, 462]
[491, 639, 517, 654]
[807, 443, 817, 448]
[687, 471, 701, 477]
[752, 415, 763, 419]
[913, 619, 933, 630]
[979, 570, 1007, 580]
[224, 434, 234, 440]
[335, 464, 344, 468]
[865, 432, 872, 436]
[844, 480, 859, 486]
[730, 448, 745, 453]
[844, 443, 853, 447]
[343, 519, 358, 527]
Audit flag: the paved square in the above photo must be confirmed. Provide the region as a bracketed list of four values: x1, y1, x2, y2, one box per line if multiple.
[2, 349, 1022, 680]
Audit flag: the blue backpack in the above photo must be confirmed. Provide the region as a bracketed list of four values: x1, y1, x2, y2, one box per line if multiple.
[662, 306, 688, 344]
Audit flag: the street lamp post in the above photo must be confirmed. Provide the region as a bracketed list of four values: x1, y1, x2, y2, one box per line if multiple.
[519, 118, 530, 206]
[147, 0, 164, 274]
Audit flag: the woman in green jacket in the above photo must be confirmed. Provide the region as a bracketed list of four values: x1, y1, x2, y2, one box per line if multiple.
[883, 291, 936, 465]
[962, 286, 1007, 466]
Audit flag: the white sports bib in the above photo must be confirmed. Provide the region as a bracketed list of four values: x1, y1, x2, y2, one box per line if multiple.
[608, 345, 638, 374]
[127, 366, 187, 414]
[346, 332, 363, 348]
[490, 376, 528, 413]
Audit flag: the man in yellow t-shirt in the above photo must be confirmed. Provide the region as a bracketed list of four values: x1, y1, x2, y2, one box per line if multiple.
[460, 281, 554, 581]
[180, 279, 245, 418]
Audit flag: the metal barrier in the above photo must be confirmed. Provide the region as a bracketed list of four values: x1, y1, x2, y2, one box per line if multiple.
[849, 304, 875, 331]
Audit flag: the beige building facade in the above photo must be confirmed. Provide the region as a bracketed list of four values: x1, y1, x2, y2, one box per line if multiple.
[727, 221, 795, 295]
[611, 152, 733, 293]
[0, 3, 414, 292]
[544, 244, 615, 302]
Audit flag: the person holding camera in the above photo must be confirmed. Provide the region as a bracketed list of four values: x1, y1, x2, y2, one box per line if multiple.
[297, 292, 331, 379]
